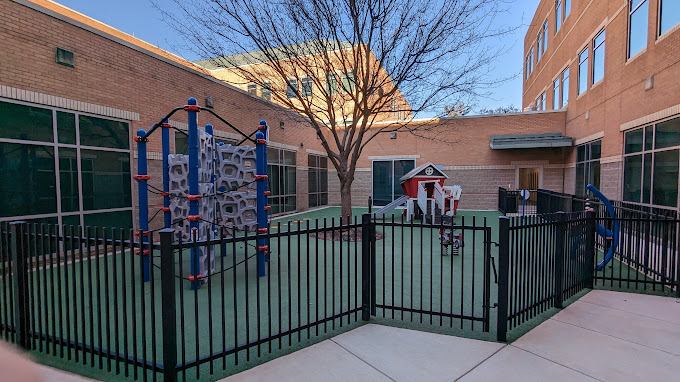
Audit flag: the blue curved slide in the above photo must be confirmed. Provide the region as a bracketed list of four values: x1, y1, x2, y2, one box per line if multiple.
[587, 184, 620, 271]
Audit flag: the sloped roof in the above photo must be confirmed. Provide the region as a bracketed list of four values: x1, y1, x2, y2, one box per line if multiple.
[194, 40, 354, 70]
[399, 162, 448, 182]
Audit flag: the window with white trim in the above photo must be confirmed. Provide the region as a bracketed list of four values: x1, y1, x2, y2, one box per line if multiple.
[628, 0, 648, 58]
[659, 0, 680, 36]
[578, 48, 588, 95]
[308, 154, 328, 208]
[592, 29, 605, 84]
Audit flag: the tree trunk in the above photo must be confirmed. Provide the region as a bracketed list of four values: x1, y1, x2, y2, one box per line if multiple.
[340, 178, 353, 220]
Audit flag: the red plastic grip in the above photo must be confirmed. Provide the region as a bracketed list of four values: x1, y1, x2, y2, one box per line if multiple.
[134, 136, 148, 143]
[160, 207, 170, 212]
[134, 230, 149, 237]
[257, 228, 268, 234]
[133, 175, 150, 181]
[160, 191, 170, 197]
[257, 245, 269, 252]
[264, 206, 271, 211]
[255, 175, 268, 181]
[161, 123, 173, 128]
[256, 138, 267, 144]
[184, 105, 200, 112]
[187, 215, 202, 221]
[264, 191, 271, 196]
[187, 194, 202, 201]
[134, 249, 151, 256]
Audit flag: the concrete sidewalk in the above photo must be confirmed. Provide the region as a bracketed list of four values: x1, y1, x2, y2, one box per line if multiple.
[222, 290, 680, 381]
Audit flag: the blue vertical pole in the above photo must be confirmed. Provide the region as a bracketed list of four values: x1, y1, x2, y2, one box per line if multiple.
[136, 129, 151, 282]
[187, 97, 201, 289]
[255, 120, 269, 277]
[161, 119, 171, 229]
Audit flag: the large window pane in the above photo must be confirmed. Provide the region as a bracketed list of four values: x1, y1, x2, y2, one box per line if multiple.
[575, 163, 585, 195]
[655, 117, 680, 149]
[553, 79, 560, 109]
[659, 0, 680, 35]
[565, 0, 570, 17]
[578, 49, 588, 94]
[643, 153, 652, 203]
[0, 101, 53, 142]
[0, 142, 56, 217]
[623, 155, 643, 202]
[625, 128, 644, 153]
[175, 132, 188, 155]
[590, 161, 601, 190]
[57, 111, 76, 144]
[59, 148, 79, 213]
[652, 149, 679, 207]
[562, 68, 570, 106]
[79, 115, 130, 149]
[628, 0, 648, 58]
[81, 149, 131, 210]
[555, 0, 562, 32]
[591, 140, 601, 159]
[593, 30, 605, 83]
[372, 161, 393, 206]
[84, 210, 133, 229]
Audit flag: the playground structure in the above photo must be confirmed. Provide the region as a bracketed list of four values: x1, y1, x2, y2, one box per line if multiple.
[373, 162, 464, 254]
[586, 184, 620, 271]
[134, 97, 270, 289]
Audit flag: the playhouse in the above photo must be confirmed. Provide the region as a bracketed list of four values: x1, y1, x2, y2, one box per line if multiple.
[399, 162, 461, 222]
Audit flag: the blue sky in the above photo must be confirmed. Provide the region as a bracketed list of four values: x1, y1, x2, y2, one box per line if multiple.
[55, 0, 539, 112]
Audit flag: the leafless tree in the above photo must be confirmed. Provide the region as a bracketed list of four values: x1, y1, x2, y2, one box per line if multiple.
[156, 0, 511, 218]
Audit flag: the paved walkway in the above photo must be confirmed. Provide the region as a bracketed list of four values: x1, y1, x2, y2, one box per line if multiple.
[222, 290, 680, 381]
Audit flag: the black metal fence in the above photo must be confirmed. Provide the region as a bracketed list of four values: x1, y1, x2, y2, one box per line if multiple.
[372, 215, 493, 332]
[498, 188, 537, 215]
[0, 213, 495, 381]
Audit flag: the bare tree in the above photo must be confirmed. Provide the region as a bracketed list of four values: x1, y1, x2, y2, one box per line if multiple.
[156, 0, 510, 218]
[476, 105, 521, 115]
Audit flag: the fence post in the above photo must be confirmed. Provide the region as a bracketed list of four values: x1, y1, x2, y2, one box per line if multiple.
[159, 229, 178, 382]
[361, 213, 371, 321]
[10, 221, 30, 350]
[370, 216, 377, 316]
[554, 212, 566, 309]
[496, 216, 510, 342]
[585, 210, 596, 289]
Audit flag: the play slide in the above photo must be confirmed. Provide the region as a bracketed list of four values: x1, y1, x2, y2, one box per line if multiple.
[373, 194, 409, 218]
[587, 184, 620, 271]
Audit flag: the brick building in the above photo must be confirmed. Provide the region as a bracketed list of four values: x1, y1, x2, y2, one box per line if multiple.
[523, 0, 680, 212]
[7, 0, 675, 230]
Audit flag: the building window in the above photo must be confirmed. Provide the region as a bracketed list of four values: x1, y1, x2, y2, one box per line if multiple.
[542, 21, 549, 54]
[592, 29, 605, 84]
[539, 92, 546, 110]
[286, 79, 298, 99]
[341, 71, 355, 93]
[261, 82, 272, 101]
[0, 99, 133, 228]
[326, 73, 338, 95]
[556, 0, 563, 33]
[372, 159, 415, 206]
[659, 0, 680, 36]
[553, 78, 560, 109]
[623, 117, 680, 207]
[267, 147, 297, 214]
[575, 140, 601, 196]
[537, 31, 543, 61]
[525, 47, 535, 79]
[565, 0, 571, 18]
[628, 0, 648, 58]
[578, 48, 588, 95]
[301, 76, 313, 97]
[247, 84, 257, 96]
[308, 154, 328, 208]
[562, 68, 570, 106]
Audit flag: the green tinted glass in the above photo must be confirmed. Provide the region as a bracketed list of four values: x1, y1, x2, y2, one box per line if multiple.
[590, 140, 601, 160]
[642, 153, 652, 204]
[0, 101, 53, 142]
[79, 115, 129, 149]
[84, 210, 133, 229]
[0, 142, 56, 217]
[652, 149, 679, 207]
[81, 149, 131, 210]
[175, 132, 188, 155]
[623, 155, 642, 203]
[62, 214, 81, 228]
[57, 112, 76, 144]
[655, 118, 680, 149]
[625, 129, 643, 154]
[59, 148, 79, 212]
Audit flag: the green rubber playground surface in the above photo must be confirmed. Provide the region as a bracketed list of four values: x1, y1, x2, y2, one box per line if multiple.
[6, 207, 670, 381]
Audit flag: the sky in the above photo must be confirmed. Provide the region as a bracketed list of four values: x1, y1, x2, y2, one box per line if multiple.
[55, 0, 540, 113]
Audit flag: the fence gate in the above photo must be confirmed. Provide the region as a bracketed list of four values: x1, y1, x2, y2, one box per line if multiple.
[370, 215, 493, 332]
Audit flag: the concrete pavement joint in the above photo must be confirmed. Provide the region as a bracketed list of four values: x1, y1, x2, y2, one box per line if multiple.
[577, 299, 680, 326]
[453, 344, 507, 381]
[509, 340, 605, 382]
[328, 338, 397, 382]
[550, 316, 680, 358]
